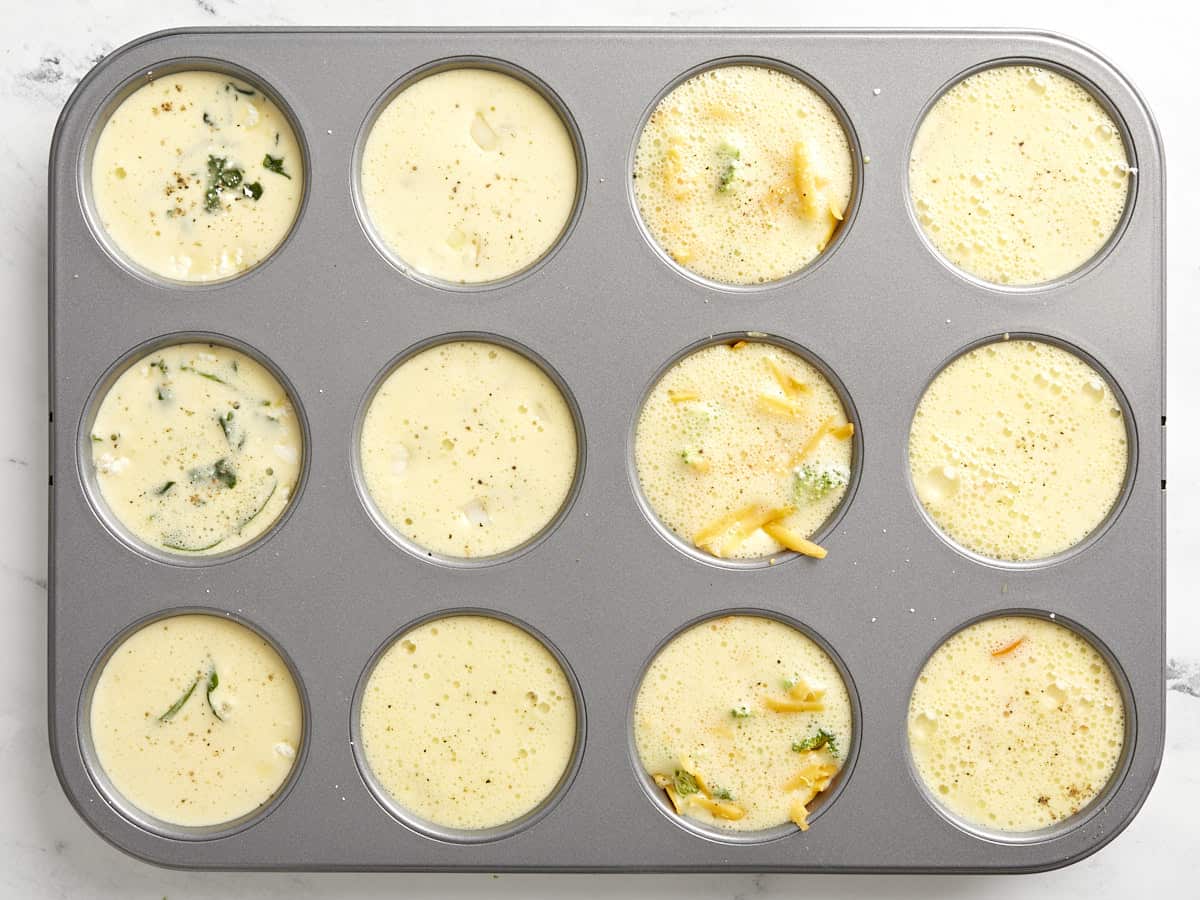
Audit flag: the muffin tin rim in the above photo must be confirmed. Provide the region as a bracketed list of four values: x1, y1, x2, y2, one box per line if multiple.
[75, 604, 313, 843]
[47, 27, 1166, 873]
[74, 328, 313, 569]
[75, 55, 313, 291]
[347, 606, 589, 845]
[900, 606, 1139, 847]
[902, 329, 1140, 571]
[901, 54, 1141, 295]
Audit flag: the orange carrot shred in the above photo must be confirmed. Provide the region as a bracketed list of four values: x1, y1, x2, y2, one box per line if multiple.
[991, 637, 1024, 657]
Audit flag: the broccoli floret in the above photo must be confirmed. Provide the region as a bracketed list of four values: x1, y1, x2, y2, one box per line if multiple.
[792, 728, 840, 758]
[793, 464, 849, 505]
[716, 142, 741, 193]
[673, 770, 700, 796]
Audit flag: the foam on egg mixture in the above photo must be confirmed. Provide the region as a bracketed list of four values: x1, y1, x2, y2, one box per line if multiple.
[359, 615, 577, 831]
[908, 615, 1125, 833]
[908, 338, 1127, 562]
[909, 64, 1131, 286]
[633, 65, 853, 285]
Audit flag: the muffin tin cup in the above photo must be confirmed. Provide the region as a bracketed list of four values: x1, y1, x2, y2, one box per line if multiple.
[78, 56, 312, 290]
[76, 606, 312, 843]
[76, 329, 312, 568]
[49, 28, 1164, 873]
[904, 330, 1139, 571]
[626, 607, 863, 846]
[901, 607, 1138, 847]
[349, 607, 588, 845]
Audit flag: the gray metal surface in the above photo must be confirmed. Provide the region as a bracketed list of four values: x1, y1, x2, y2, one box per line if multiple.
[47, 28, 1166, 873]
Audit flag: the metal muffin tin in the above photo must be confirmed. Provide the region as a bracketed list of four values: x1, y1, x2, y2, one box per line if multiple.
[48, 27, 1165, 873]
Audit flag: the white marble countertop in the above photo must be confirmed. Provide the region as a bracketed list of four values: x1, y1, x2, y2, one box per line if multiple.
[4, 0, 1197, 896]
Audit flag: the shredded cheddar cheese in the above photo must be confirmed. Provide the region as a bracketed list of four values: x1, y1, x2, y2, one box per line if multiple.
[790, 418, 853, 468]
[766, 357, 810, 397]
[757, 394, 807, 418]
[663, 135, 689, 200]
[691, 794, 746, 820]
[668, 388, 700, 403]
[707, 505, 795, 557]
[762, 522, 828, 559]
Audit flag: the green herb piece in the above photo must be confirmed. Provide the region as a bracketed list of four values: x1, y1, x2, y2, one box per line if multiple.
[180, 364, 229, 385]
[202, 111, 216, 127]
[237, 479, 278, 532]
[731, 706, 752, 719]
[716, 142, 741, 193]
[155, 480, 176, 495]
[262, 154, 291, 179]
[205, 666, 223, 721]
[157, 385, 173, 402]
[213, 458, 237, 489]
[226, 81, 256, 96]
[782, 678, 795, 692]
[673, 770, 700, 796]
[149, 359, 168, 374]
[792, 728, 839, 758]
[793, 464, 849, 505]
[90, 434, 103, 443]
[218, 411, 245, 449]
[158, 677, 199, 722]
[712, 787, 734, 801]
[241, 181, 263, 201]
[162, 535, 225, 552]
[204, 156, 246, 212]
[188, 458, 237, 489]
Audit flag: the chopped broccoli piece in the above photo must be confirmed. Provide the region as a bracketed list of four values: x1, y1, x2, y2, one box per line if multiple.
[673, 770, 700, 796]
[730, 706, 752, 719]
[792, 728, 839, 758]
[716, 141, 741, 193]
[793, 464, 849, 505]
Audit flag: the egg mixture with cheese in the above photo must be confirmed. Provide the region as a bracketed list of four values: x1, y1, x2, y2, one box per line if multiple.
[359, 615, 577, 830]
[634, 615, 852, 833]
[359, 340, 577, 559]
[635, 340, 853, 561]
[360, 67, 578, 284]
[909, 337, 1128, 562]
[633, 64, 853, 284]
[90, 342, 302, 556]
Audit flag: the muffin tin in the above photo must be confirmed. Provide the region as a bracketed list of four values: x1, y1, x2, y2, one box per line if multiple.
[48, 28, 1165, 872]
